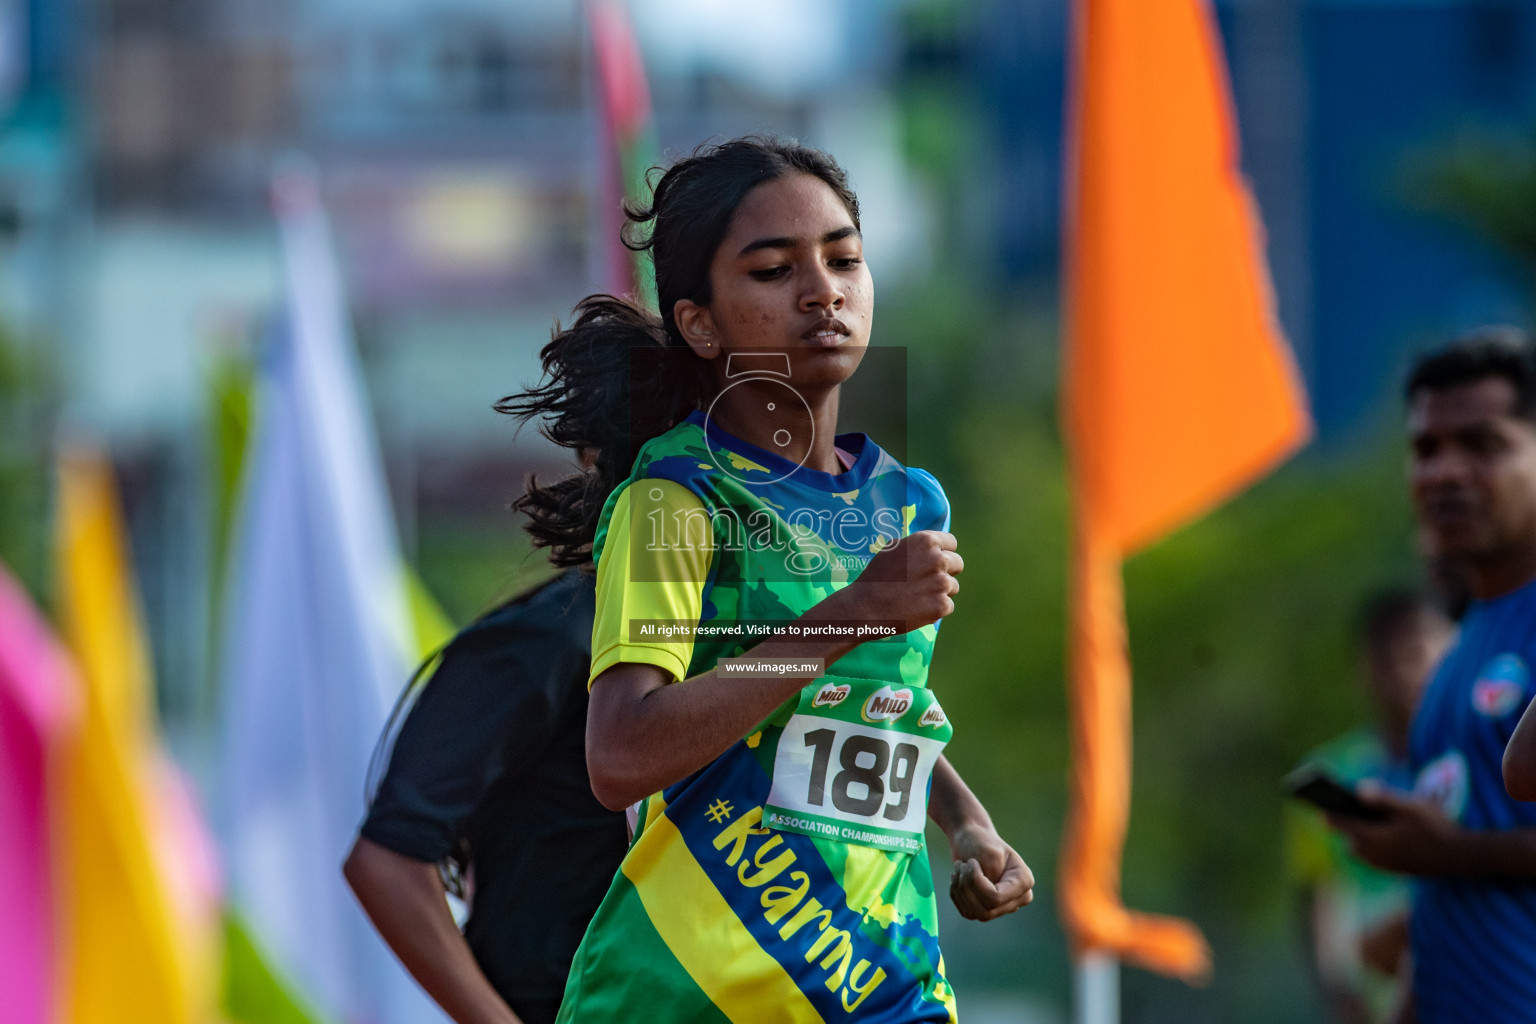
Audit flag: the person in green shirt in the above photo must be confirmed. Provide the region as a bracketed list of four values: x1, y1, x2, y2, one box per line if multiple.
[500, 136, 1033, 1023]
[1287, 589, 1453, 1023]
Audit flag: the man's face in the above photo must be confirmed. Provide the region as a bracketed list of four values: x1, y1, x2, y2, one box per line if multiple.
[1408, 377, 1536, 564]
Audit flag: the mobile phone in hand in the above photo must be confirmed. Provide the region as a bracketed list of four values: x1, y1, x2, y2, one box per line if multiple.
[1284, 765, 1390, 821]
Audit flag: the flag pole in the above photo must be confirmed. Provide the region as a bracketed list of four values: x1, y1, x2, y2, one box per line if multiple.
[1074, 951, 1119, 1024]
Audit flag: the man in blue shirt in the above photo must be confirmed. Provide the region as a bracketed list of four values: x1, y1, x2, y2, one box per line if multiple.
[1332, 327, 1536, 1024]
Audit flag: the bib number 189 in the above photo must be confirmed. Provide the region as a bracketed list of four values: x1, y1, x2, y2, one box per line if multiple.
[802, 729, 921, 821]
[764, 713, 947, 853]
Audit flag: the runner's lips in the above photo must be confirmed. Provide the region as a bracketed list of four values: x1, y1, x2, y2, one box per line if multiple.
[802, 318, 850, 346]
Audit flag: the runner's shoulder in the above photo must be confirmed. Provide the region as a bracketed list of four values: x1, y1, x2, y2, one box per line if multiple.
[903, 465, 951, 533]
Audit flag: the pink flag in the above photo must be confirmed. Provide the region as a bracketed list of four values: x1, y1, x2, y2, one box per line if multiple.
[0, 562, 78, 1024]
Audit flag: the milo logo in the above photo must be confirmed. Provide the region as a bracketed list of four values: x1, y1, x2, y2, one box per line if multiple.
[919, 704, 947, 728]
[861, 686, 913, 723]
[812, 683, 851, 708]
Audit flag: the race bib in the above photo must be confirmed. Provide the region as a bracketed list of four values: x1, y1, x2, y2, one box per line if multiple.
[764, 678, 953, 854]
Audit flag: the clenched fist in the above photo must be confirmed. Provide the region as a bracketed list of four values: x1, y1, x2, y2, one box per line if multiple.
[837, 530, 963, 634]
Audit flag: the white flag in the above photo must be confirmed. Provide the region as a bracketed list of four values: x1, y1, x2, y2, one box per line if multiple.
[218, 164, 445, 1024]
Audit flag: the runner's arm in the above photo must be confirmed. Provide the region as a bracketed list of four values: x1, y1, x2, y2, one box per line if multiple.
[344, 838, 523, 1024]
[588, 621, 866, 810]
[587, 530, 963, 810]
[929, 756, 1034, 921]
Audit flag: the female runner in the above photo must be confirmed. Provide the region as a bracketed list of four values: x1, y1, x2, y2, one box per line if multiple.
[511, 136, 1032, 1022]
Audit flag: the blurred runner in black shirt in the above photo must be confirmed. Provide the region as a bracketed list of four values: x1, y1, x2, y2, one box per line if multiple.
[344, 568, 627, 1024]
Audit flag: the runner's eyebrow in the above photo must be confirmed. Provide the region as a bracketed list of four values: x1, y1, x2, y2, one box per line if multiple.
[737, 226, 860, 257]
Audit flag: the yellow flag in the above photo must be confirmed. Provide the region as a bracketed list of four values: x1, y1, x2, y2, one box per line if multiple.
[53, 448, 219, 1024]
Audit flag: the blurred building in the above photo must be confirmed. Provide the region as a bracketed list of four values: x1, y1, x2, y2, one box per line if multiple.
[1, 0, 929, 720]
[8, 0, 1533, 716]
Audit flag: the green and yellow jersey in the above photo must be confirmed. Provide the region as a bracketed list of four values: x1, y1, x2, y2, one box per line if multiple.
[557, 409, 958, 1023]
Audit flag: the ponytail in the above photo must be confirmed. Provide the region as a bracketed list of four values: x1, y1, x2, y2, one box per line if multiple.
[496, 295, 705, 566]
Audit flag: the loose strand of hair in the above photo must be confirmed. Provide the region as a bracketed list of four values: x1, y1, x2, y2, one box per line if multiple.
[496, 294, 700, 566]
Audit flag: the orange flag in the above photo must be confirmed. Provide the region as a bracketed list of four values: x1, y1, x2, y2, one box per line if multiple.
[1059, 0, 1311, 981]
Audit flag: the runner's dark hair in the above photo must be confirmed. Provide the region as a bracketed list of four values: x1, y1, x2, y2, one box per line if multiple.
[495, 135, 861, 566]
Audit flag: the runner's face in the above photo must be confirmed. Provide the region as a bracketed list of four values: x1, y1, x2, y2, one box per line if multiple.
[1408, 377, 1536, 565]
[674, 173, 871, 392]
